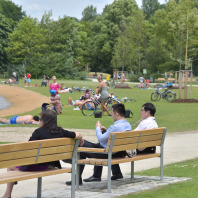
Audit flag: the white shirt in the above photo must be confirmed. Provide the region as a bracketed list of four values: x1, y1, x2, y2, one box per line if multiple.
[135, 117, 158, 131]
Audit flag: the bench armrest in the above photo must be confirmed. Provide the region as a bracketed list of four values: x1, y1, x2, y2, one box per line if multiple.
[78, 147, 106, 153]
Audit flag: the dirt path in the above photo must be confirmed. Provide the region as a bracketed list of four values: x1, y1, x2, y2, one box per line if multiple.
[0, 84, 48, 117]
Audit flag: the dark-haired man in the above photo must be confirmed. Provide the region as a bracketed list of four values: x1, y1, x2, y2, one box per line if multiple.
[135, 102, 158, 130]
[134, 103, 158, 153]
[66, 103, 131, 185]
[0, 115, 40, 125]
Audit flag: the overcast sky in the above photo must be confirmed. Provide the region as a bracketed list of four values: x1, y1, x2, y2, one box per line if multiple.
[12, 0, 167, 21]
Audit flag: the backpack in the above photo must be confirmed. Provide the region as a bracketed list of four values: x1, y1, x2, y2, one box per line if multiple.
[125, 109, 133, 118]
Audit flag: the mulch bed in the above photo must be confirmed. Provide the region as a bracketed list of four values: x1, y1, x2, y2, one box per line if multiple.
[171, 99, 198, 103]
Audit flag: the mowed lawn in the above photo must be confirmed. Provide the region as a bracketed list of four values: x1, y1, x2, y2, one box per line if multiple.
[1, 79, 198, 132]
[122, 158, 198, 198]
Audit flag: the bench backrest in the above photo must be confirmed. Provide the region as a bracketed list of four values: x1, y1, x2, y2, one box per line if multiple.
[0, 138, 78, 169]
[106, 127, 166, 153]
[157, 78, 165, 81]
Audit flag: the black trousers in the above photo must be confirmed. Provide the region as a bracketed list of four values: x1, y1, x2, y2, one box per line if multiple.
[79, 140, 126, 179]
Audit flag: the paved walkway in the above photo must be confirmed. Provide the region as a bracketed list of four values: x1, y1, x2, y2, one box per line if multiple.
[0, 129, 198, 197]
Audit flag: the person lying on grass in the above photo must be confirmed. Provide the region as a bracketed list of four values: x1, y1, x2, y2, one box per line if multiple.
[0, 115, 40, 125]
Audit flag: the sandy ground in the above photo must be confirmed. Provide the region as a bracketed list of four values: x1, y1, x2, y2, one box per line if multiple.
[0, 84, 198, 197]
[0, 84, 48, 117]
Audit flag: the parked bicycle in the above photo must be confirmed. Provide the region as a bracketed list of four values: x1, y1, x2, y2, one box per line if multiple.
[81, 97, 121, 116]
[106, 79, 116, 87]
[151, 87, 176, 102]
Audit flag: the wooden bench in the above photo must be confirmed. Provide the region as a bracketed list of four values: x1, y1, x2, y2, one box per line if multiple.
[155, 78, 166, 83]
[0, 138, 80, 198]
[167, 78, 175, 82]
[77, 127, 167, 193]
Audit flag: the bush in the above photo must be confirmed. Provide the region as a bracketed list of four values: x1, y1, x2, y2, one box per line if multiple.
[78, 71, 87, 80]
[128, 73, 140, 82]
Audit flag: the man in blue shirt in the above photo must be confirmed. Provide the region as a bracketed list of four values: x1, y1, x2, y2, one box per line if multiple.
[66, 103, 131, 185]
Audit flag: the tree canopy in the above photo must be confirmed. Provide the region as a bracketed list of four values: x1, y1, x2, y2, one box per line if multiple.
[1, 0, 198, 77]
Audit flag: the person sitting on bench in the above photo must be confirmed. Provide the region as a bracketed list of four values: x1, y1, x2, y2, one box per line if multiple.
[66, 103, 131, 186]
[2, 110, 84, 198]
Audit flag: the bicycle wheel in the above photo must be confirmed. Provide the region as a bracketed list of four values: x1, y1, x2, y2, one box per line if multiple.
[106, 99, 121, 111]
[81, 101, 96, 116]
[151, 92, 161, 101]
[165, 92, 176, 102]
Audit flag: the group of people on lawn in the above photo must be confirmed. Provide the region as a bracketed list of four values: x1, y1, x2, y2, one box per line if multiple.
[2, 101, 158, 197]
[48, 75, 116, 116]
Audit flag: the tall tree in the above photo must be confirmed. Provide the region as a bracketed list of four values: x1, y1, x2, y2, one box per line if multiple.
[111, 10, 150, 74]
[153, 0, 198, 71]
[0, 0, 26, 22]
[142, 0, 160, 19]
[0, 13, 12, 72]
[5, 16, 47, 77]
[81, 5, 98, 21]
[89, 0, 139, 73]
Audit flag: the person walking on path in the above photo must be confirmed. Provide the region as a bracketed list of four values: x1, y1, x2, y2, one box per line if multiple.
[2, 110, 83, 198]
[0, 115, 40, 125]
[97, 76, 111, 116]
[66, 103, 131, 185]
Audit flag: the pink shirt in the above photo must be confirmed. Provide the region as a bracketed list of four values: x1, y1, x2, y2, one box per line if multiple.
[50, 83, 60, 91]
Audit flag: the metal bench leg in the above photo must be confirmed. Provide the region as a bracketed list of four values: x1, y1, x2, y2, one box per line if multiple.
[107, 164, 111, 193]
[37, 177, 42, 198]
[160, 146, 164, 181]
[131, 161, 134, 180]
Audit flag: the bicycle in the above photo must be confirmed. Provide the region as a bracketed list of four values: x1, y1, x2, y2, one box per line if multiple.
[106, 79, 116, 87]
[151, 87, 176, 102]
[81, 97, 121, 116]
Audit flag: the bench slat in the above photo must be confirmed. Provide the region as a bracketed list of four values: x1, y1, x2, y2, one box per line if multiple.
[0, 138, 75, 153]
[110, 134, 163, 146]
[111, 140, 162, 152]
[0, 152, 73, 169]
[78, 147, 106, 153]
[78, 153, 161, 166]
[109, 128, 165, 139]
[0, 145, 74, 162]
[0, 167, 71, 184]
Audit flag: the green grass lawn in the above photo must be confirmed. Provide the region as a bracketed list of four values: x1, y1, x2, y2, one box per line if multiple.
[1, 79, 198, 132]
[122, 158, 198, 198]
